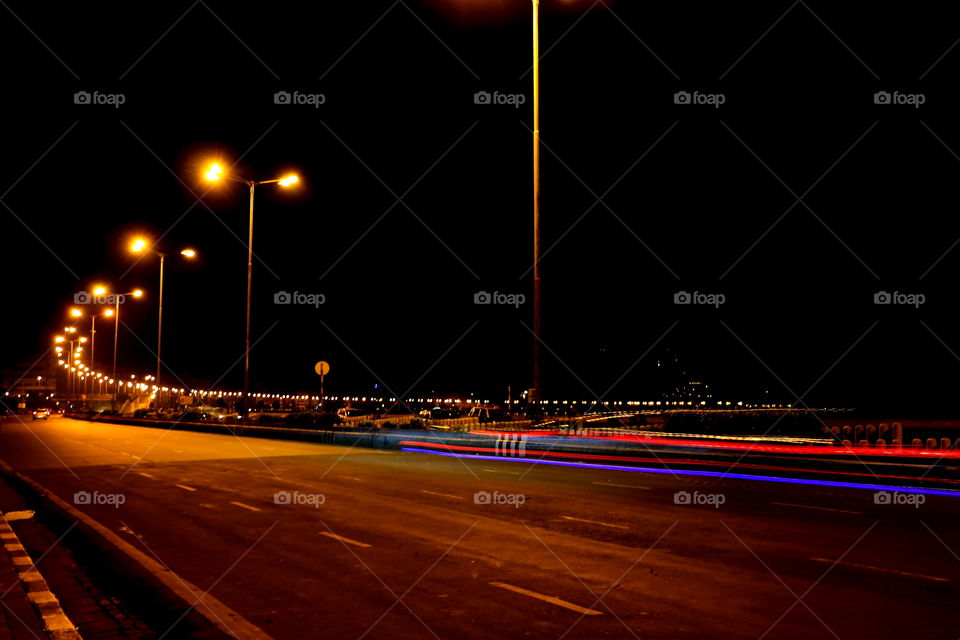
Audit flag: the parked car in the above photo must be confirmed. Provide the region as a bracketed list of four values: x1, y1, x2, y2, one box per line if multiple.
[419, 406, 461, 420]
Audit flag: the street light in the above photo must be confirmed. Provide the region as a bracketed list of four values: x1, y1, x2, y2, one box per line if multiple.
[55, 331, 87, 407]
[129, 238, 196, 401]
[69, 306, 115, 373]
[91, 286, 145, 380]
[531, 0, 542, 405]
[438, 0, 545, 403]
[203, 161, 300, 416]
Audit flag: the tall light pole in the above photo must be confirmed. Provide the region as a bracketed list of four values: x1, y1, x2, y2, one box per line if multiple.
[56, 331, 86, 407]
[531, 0, 542, 405]
[107, 289, 144, 380]
[203, 162, 299, 417]
[69, 304, 113, 375]
[129, 238, 196, 405]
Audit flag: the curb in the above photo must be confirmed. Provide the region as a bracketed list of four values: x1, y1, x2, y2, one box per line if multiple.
[0, 462, 271, 640]
[0, 514, 80, 640]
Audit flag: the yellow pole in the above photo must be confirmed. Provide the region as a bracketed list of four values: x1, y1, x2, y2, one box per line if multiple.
[532, 0, 542, 405]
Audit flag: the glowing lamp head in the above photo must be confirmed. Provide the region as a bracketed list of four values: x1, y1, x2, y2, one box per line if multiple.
[180, 248, 196, 258]
[79, 337, 87, 343]
[103, 308, 115, 318]
[54, 336, 65, 343]
[130, 238, 148, 253]
[92, 285, 107, 296]
[205, 164, 224, 181]
[132, 289, 144, 298]
[278, 174, 299, 187]
[69, 308, 82, 318]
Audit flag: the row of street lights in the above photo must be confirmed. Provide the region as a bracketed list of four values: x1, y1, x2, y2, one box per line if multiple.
[50, 159, 297, 414]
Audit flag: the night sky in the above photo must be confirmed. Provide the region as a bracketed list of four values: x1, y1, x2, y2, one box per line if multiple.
[3, 1, 960, 412]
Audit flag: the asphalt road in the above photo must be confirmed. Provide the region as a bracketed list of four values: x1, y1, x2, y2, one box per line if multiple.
[0, 416, 958, 639]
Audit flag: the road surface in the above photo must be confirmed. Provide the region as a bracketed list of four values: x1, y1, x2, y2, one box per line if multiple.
[0, 416, 957, 639]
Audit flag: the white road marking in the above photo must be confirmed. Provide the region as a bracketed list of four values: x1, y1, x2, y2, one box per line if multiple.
[773, 502, 861, 515]
[809, 557, 950, 582]
[593, 481, 651, 491]
[339, 475, 362, 481]
[1, 459, 272, 640]
[230, 501, 261, 512]
[319, 532, 371, 548]
[420, 490, 464, 500]
[3, 511, 34, 521]
[483, 468, 520, 475]
[175, 484, 197, 492]
[137, 472, 155, 479]
[560, 515, 629, 530]
[489, 582, 603, 615]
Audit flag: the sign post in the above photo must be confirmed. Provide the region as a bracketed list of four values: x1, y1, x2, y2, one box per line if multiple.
[314, 361, 330, 410]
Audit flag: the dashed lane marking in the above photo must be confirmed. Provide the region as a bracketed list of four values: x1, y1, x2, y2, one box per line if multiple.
[489, 582, 603, 615]
[319, 532, 371, 548]
[420, 490, 464, 500]
[175, 484, 197, 492]
[773, 502, 861, 515]
[593, 481, 651, 490]
[809, 557, 950, 582]
[560, 515, 629, 530]
[230, 501, 261, 512]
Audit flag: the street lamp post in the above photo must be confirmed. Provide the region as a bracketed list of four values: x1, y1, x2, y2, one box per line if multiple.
[56, 331, 86, 408]
[129, 239, 196, 407]
[203, 163, 299, 417]
[157, 252, 165, 386]
[109, 289, 144, 381]
[531, 0, 542, 406]
[69, 305, 112, 393]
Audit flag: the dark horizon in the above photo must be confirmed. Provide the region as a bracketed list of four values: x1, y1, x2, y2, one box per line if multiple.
[4, 1, 960, 412]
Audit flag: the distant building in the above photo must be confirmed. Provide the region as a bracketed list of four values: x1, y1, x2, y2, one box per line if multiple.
[1, 354, 59, 408]
[669, 379, 715, 404]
